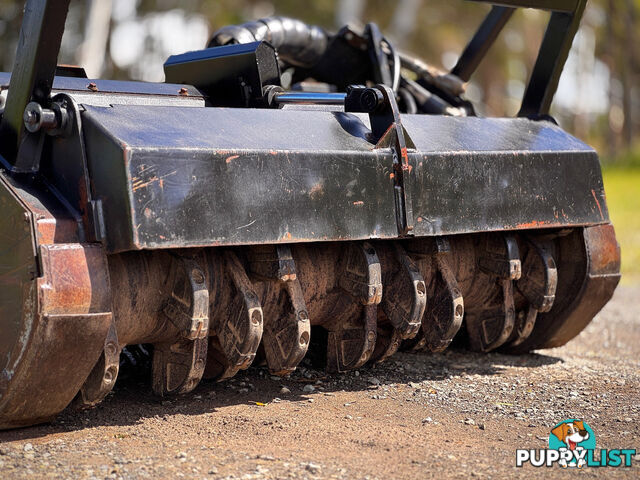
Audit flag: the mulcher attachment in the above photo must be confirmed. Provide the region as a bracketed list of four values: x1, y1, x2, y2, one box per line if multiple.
[0, 0, 621, 431]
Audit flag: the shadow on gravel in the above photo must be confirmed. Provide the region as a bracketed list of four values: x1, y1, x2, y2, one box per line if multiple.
[0, 348, 562, 442]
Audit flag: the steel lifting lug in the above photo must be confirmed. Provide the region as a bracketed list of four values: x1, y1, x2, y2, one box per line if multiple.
[345, 84, 416, 236]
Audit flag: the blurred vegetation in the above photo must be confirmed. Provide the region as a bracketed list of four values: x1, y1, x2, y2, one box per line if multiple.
[602, 166, 640, 284]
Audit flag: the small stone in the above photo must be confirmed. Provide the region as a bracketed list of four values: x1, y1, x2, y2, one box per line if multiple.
[345, 415, 353, 420]
[369, 377, 381, 386]
[208, 466, 218, 474]
[23, 444, 33, 452]
[302, 384, 315, 393]
[478, 423, 485, 430]
[238, 388, 249, 394]
[624, 417, 633, 422]
[422, 417, 433, 424]
[354, 371, 360, 377]
[176, 452, 187, 459]
[570, 391, 579, 397]
[464, 418, 475, 425]
[280, 387, 291, 395]
[306, 462, 321, 474]
[307, 398, 314, 403]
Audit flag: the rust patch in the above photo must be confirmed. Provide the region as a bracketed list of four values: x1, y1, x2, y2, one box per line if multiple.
[225, 155, 240, 164]
[352, 201, 364, 206]
[131, 171, 177, 191]
[309, 183, 324, 200]
[585, 224, 621, 275]
[516, 220, 551, 229]
[591, 189, 604, 220]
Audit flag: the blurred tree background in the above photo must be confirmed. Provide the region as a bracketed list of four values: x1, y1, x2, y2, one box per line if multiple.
[0, 0, 637, 158]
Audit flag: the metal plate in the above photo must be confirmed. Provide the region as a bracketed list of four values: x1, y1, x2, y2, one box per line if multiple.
[81, 105, 608, 253]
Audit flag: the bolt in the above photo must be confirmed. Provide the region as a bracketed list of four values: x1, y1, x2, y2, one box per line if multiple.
[179, 87, 189, 96]
[23, 109, 39, 128]
[87, 82, 98, 92]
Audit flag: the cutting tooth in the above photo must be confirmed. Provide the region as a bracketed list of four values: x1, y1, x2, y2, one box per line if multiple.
[246, 245, 310, 376]
[204, 250, 263, 381]
[152, 255, 209, 395]
[423, 237, 464, 353]
[503, 237, 558, 349]
[465, 234, 519, 352]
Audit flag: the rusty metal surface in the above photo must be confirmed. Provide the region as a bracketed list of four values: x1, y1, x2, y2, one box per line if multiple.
[0, 241, 112, 429]
[509, 224, 621, 352]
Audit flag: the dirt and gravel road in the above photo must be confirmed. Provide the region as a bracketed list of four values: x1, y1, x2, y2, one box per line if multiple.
[1, 285, 638, 479]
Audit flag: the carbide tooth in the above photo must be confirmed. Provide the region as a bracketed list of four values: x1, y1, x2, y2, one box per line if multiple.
[152, 255, 209, 396]
[326, 304, 377, 372]
[379, 243, 426, 339]
[466, 234, 519, 352]
[246, 245, 310, 376]
[204, 250, 263, 381]
[504, 238, 558, 349]
[76, 321, 121, 407]
[423, 237, 464, 353]
[368, 242, 426, 363]
[325, 242, 382, 372]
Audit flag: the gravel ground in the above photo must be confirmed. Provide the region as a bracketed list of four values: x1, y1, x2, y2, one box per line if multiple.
[0, 285, 638, 479]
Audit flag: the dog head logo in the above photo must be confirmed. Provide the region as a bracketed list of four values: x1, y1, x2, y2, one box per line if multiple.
[548, 419, 596, 467]
[551, 420, 590, 451]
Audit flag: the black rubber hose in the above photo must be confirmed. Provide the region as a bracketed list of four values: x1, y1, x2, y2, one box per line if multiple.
[209, 16, 329, 69]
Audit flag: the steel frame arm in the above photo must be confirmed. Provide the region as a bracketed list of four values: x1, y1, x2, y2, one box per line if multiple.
[463, 0, 587, 117]
[0, 0, 71, 170]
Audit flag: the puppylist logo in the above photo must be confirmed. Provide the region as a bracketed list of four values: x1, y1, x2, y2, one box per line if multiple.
[516, 419, 636, 468]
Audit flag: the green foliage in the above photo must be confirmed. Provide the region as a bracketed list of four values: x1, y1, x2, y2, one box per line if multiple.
[602, 166, 640, 284]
